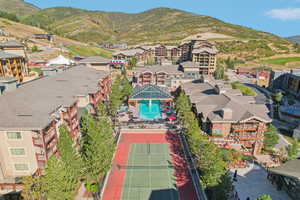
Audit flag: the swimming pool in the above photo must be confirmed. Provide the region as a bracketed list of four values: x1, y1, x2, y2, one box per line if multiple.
[139, 100, 162, 120]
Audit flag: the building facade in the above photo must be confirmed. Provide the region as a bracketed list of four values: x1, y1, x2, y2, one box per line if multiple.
[132, 64, 201, 91]
[0, 66, 111, 195]
[181, 80, 271, 155]
[0, 51, 27, 82]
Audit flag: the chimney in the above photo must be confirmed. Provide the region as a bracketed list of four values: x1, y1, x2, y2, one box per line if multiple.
[221, 108, 233, 120]
[0, 77, 17, 94]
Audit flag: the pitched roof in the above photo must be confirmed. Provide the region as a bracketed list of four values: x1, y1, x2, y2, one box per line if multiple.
[113, 49, 144, 56]
[270, 158, 300, 180]
[78, 56, 110, 64]
[192, 47, 218, 54]
[0, 66, 110, 130]
[133, 65, 183, 75]
[182, 81, 271, 123]
[0, 51, 22, 59]
[129, 85, 172, 99]
[0, 41, 24, 47]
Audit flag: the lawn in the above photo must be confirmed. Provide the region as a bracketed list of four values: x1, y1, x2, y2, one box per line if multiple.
[67, 45, 112, 58]
[260, 57, 300, 65]
[231, 82, 257, 96]
[29, 67, 42, 74]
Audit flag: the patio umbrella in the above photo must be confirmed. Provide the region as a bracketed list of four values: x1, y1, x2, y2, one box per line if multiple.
[168, 116, 177, 120]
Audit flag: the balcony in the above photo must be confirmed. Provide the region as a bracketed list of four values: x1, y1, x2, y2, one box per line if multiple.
[32, 137, 43, 147]
[232, 125, 258, 132]
[36, 153, 46, 162]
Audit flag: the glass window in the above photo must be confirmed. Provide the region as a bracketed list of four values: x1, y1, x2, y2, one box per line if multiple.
[14, 163, 29, 171]
[7, 132, 22, 139]
[10, 148, 25, 156]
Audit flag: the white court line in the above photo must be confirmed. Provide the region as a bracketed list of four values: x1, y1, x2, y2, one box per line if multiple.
[126, 144, 135, 200]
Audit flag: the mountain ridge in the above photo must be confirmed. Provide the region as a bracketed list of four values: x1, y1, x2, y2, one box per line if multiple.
[286, 35, 300, 44]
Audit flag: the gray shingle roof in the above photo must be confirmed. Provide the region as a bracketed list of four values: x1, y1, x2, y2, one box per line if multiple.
[0, 50, 22, 59]
[113, 49, 144, 56]
[182, 82, 271, 123]
[270, 158, 300, 180]
[0, 41, 24, 47]
[133, 65, 183, 75]
[129, 85, 172, 99]
[0, 66, 110, 130]
[78, 56, 110, 64]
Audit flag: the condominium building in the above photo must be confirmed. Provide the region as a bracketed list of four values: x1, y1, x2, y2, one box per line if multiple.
[132, 64, 201, 91]
[0, 66, 111, 195]
[0, 51, 27, 82]
[181, 80, 271, 155]
[0, 41, 28, 82]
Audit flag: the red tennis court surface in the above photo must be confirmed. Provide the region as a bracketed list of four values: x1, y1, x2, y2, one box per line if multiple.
[101, 132, 198, 200]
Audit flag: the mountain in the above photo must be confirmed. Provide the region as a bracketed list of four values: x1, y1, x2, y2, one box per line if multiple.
[0, 0, 39, 16]
[286, 35, 300, 44]
[21, 7, 288, 44]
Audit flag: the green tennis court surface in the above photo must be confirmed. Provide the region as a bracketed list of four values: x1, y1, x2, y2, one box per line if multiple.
[121, 143, 180, 200]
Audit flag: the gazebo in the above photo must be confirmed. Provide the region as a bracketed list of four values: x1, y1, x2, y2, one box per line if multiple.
[128, 85, 173, 120]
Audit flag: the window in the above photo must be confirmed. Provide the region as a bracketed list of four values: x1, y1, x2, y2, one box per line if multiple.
[10, 148, 25, 156]
[14, 163, 29, 171]
[7, 132, 22, 139]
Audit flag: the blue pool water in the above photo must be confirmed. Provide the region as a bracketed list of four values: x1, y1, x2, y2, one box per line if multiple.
[139, 100, 162, 120]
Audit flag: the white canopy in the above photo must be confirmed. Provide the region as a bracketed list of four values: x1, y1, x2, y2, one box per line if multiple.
[47, 55, 74, 66]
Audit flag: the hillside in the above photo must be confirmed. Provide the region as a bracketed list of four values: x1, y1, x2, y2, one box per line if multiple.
[19, 7, 299, 61]
[21, 7, 287, 44]
[0, 0, 39, 16]
[0, 17, 112, 61]
[286, 35, 300, 44]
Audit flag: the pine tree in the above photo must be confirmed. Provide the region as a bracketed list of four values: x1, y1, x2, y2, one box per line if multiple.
[175, 90, 227, 188]
[22, 175, 44, 200]
[43, 156, 77, 200]
[58, 126, 83, 179]
[120, 75, 133, 101]
[109, 76, 123, 118]
[81, 103, 115, 183]
[263, 125, 280, 152]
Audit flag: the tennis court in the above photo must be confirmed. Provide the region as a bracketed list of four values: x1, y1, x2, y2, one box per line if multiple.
[121, 143, 180, 200]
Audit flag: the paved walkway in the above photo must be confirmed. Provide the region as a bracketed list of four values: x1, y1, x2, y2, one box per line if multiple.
[230, 164, 290, 200]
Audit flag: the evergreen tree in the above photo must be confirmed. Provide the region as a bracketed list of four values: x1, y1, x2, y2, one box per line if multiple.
[214, 65, 225, 80]
[120, 75, 133, 101]
[43, 157, 77, 200]
[58, 126, 83, 179]
[263, 125, 280, 152]
[109, 76, 123, 118]
[22, 175, 44, 200]
[175, 91, 227, 189]
[81, 103, 115, 183]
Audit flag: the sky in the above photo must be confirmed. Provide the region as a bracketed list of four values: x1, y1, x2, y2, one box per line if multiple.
[25, 0, 300, 37]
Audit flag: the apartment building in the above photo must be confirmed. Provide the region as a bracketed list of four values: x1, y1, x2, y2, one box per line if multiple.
[132, 64, 202, 91]
[189, 40, 218, 77]
[0, 51, 27, 82]
[0, 66, 111, 195]
[112, 48, 149, 64]
[181, 80, 271, 155]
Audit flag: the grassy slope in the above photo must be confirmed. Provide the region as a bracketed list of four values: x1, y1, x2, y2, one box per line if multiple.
[260, 57, 300, 65]
[67, 45, 112, 58]
[0, 0, 39, 16]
